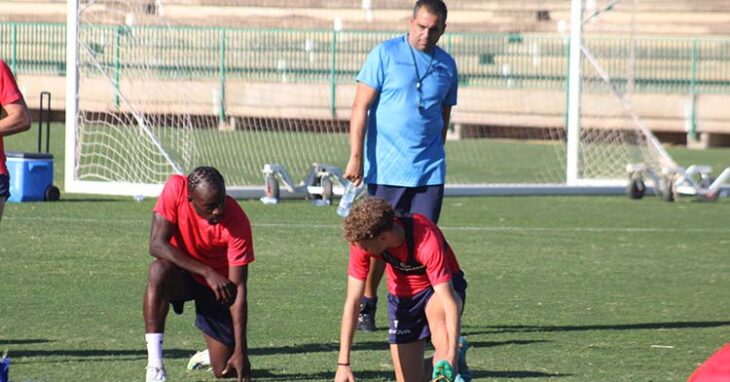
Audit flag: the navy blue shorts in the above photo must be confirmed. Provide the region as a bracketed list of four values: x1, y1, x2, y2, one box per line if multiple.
[0, 174, 9, 200]
[172, 272, 235, 348]
[386, 271, 467, 344]
[367, 184, 445, 223]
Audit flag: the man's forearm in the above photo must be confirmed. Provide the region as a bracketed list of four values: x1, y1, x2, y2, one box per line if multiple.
[349, 108, 367, 160]
[338, 298, 358, 364]
[231, 285, 248, 353]
[150, 241, 214, 277]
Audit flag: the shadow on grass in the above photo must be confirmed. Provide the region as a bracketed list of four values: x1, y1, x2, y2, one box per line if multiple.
[464, 320, 730, 335]
[475, 370, 572, 378]
[248, 340, 389, 356]
[6, 341, 387, 361]
[0, 339, 53, 346]
[245, 368, 569, 381]
[246, 368, 390, 381]
[9, 348, 191, 360]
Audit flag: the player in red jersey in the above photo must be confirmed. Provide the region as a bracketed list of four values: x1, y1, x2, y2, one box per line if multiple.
[335, 197, 470, 382]
[143, 167, 254, 382]
[0, 60, 31, 223]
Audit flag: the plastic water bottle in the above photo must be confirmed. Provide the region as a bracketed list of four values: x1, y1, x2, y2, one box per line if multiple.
[0, 351, 9, 382]
[336, 182, 359, 217]
[133, 194, 144, 202]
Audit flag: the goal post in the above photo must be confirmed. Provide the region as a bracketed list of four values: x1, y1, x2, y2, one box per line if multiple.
[64, 0, 677, 198]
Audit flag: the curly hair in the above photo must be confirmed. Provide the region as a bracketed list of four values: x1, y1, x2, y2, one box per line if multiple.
[187, 166, 226, 195]
[343, 197, 395, 243]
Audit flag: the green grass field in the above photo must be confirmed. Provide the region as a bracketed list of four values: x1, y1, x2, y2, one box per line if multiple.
[1, 124, 730, 381]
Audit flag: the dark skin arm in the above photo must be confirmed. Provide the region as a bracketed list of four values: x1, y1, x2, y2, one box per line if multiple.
[149, 213, 236, 304]
[222, 265, 251, 382]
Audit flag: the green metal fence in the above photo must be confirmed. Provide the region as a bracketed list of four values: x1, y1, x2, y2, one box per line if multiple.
[2, 22, 729, 95]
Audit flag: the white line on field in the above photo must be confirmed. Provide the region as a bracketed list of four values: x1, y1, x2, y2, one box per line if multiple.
[6, 217, 730, 234]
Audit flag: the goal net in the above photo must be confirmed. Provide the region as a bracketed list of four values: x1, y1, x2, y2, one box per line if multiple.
[65, 0, 676, 198]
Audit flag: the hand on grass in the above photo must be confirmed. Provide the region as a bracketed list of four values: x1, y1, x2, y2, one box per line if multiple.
[222, 353, 251, 382]
[334, 364, 355, 382]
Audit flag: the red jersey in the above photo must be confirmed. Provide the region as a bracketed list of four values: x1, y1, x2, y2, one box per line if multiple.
[348, 214, 461, 298]
[153, 175, 254, 285]
[0, 60, 23, 175]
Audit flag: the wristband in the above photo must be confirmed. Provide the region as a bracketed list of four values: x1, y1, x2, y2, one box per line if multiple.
[337, 362, 350, 366]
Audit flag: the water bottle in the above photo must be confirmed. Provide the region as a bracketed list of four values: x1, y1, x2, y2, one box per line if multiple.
[337, 182, 359, 217]
[0, 351, 9, 382]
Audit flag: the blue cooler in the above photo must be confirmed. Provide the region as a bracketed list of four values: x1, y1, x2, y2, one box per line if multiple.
[6, 151, 56, 202]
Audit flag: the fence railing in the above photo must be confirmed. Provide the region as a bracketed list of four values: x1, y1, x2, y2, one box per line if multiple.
[2, 22, 730, 96]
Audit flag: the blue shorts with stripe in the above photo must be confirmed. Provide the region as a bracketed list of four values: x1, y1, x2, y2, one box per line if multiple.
[386, 271, 467, 344]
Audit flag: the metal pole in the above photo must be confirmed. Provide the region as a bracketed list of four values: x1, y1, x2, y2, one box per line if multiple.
[65, 0, 80, 193]
[114, 25, 121, 109]
[330, 29, 338, 118]
[219, 28, 226, 125]
[566, 0, 583, 185]
[11, 22, 17, 73]
[689, 40, 699, 140]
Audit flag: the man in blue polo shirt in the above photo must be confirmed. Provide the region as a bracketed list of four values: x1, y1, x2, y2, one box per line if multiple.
[343, 0, 458, 332]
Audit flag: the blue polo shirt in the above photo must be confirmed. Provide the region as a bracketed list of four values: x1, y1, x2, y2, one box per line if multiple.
[357, 35, 458, 187]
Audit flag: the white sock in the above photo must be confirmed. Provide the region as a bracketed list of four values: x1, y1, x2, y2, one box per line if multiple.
[145, 333, 164, 368]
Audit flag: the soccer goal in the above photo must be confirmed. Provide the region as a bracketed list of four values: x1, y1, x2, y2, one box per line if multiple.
[64, 0, 680, 198]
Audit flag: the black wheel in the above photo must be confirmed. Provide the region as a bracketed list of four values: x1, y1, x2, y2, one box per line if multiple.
[265, 173, 280, 200]
[661, 177, 675, 202]
[321, 176, 334, 202]
[627, 178, 645, 200]
[44, 185, 60, 201]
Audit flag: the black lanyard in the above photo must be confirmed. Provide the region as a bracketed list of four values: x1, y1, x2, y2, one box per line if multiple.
[408, 43, 435, 90]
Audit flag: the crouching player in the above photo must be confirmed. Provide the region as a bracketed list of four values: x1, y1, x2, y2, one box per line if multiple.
[335, 197, 470, 382]
[143, 166, 254, 382]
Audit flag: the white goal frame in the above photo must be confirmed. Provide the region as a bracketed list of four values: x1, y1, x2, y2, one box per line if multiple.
[64, 0, 671, 198]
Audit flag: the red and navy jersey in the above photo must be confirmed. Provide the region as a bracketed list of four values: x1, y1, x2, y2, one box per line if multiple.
[348, 214, 461, 298]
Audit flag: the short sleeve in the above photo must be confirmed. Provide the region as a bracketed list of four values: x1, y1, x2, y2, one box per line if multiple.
[415, 219, 452, 286]
[347, 245, 372, 281]
[356, 44, 385, 91]
[0, 61, 22, 106]
[445, 69, 458, 106]
[152, 175, 185, 224]
[224, 199, 255, 266]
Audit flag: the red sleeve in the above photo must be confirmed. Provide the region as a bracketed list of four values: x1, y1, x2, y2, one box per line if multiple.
[414, 216, 452, 286]
[152, 175, 185, 224]
[347, 244, 371, 280]
[224, 198, 255, 266]
[0, 61, 22, 106]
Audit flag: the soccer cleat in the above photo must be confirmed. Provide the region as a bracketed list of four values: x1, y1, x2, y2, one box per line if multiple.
[357, 301, 377, 332]
[145, 365, 167, 382]
[187, 349, 211, 370]
[431, 359, 455, 382]
[457, 336, 472, 382]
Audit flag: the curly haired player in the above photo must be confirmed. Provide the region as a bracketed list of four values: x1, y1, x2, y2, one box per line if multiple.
[335, 197, 470, 382]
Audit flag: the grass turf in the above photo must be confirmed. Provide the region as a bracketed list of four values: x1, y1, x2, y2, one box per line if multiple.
[1, 124, 729, 381]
